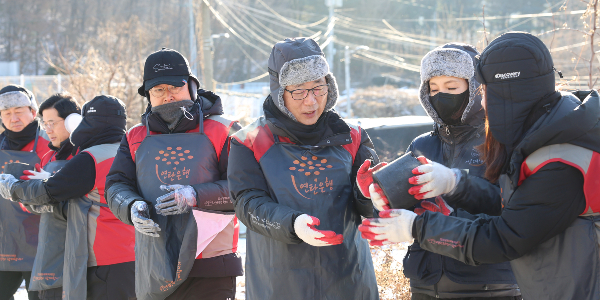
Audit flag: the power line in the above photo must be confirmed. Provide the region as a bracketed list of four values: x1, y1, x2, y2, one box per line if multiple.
[215, 72, 269, 86]
[255, 0, 329, 29]
[218, 3, 274, 48]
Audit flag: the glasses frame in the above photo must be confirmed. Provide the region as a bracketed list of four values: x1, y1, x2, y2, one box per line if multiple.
[284, 83, 330, 100]
[149, 84, 185, 98]
[42, 119, 64, 131]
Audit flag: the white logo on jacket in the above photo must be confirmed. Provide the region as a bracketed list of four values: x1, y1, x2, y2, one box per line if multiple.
[495, 72, 520, 80]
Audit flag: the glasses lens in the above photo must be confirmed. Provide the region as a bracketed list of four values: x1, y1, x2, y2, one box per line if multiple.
[313, 85, 328, 97]
[169, 86, 183, 95]
[150, 87, 166, 98]
[292, 90, 308, 100]
[43, 122, 52, 130]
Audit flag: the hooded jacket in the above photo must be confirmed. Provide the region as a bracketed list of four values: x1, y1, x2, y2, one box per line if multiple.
[105, 90, 243, 278]
[405, 43, 518, 298]
[228, 97, 379, 300]
[411, 32, 600, 300]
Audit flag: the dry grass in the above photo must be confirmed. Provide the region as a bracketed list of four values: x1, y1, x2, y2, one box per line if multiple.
[371, 243, 412, 299]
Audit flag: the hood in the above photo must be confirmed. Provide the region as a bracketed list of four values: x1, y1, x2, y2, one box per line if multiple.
[141, 89, 224, 134]
[507, 90, 600, 176]
[475, 32, 558, 149]
[419, 43, 484, 127]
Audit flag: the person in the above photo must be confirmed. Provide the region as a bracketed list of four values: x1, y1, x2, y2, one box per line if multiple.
[105, 48, 242, 300]
[22, 93, 81, 300]
[0, 84, 50, 300]
[359, 32, 600, 300]
[366, 43, 521, 300]
[227, 37, 379, 300]
[0, 95, 136, 300]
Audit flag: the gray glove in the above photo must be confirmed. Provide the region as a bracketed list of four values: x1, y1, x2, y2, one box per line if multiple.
[155, 185, 197, 216]
[0, 174, 18, 200]
[131, 201, 161, 237]
[30, 205, 54, 214]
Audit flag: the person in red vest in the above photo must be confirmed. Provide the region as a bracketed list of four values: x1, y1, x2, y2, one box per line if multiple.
[18, 93, 81, 300]
[359, 32, 600, 300]
[0, 95, 135, 300]
[0, 84, 50, 300]
[105, 48, 242, 300]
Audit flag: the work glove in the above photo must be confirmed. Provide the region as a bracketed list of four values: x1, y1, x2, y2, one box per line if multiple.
[155, 185, 197, 216]
[29, 205, 54, 214]
[21, 163, 51, 180]
[294, 214, 344, 247]
[369, 183, 390, 211]
[0, 174, 18, 200]
[131, 201, 160, 238]
[356, 159, 387, 198]
[358, 209, 417, 246]
[408, 156, 461, 200]
[414, 196, 453, 216]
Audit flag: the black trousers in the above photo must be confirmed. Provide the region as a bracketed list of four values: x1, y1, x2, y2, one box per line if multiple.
[412, 294, 522, 300]
[86, 261, 136, 300]
[165, 276, 236, 300]
[37, 288, 61, 300]
[0, 271, 39, 300]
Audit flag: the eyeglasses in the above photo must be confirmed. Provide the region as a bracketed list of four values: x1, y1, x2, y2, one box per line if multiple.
[149, 85, 184, 98]
[43, 120, 64, 130]
[284, 84, 329, 100]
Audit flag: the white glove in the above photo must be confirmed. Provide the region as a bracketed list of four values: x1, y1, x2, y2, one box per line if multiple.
[21, 164, 51, 180]
[369, 183, 390, 211]
[131, 201, 161, 237]
[155, 185, 197, 216]
[359, 209, 417, 246]
[0, 174, 18, 200]
[408, 157, 461, 200]
[30, 205, 54, 214]
[294, 214, 344, 247]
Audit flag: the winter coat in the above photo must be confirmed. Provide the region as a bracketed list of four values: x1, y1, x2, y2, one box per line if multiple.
[405, 43, 519, 298]
[105, 90, 243, 278]
[227, 99, 379, 300]
[0, 121, 49, 272]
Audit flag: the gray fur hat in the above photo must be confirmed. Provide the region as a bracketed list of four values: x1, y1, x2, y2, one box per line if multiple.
[0, 84, 38, 113]
[419, 43, 482, 126]
[268, 38, 338, 121]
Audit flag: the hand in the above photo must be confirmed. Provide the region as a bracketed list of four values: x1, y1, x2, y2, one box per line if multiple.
[29, 205, 54, 214]
[294, 214, 344, 247]
[414, 196, 454, 216]
[358, 209, 417, 246]
[408, 156, 460, 200]
[0, 174, 18, 200]
[155, 185, 197, 216]
[369, 183, 390, 211]
[356, 160, 387, 198]
[21, 163, 51, 180]
[131, 201, 161, 237]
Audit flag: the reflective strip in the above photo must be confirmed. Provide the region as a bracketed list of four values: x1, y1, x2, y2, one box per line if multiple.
[525, 144, 593, 174]
[86, 203, 100, 267]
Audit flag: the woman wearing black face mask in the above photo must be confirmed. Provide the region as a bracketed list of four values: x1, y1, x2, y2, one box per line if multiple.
[365, 43, 521, 300]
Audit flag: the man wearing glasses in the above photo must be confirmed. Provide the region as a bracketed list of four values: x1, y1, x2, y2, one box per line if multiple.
[227, 38, 380, 300]
[0, 84, 49, 300]
[105, 48, 242, 300]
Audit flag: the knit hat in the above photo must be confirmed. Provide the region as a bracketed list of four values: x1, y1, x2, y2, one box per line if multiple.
[268, 37, 338, 121]
[0, 84, 38, 113]
[419, 43, 481, 126]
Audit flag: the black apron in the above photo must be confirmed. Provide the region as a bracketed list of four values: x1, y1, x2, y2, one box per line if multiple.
[134, 117, 234, 300]
[29, 159, 68, 291]
[245, 135, 379, 300]
[0, 131, 41, 271]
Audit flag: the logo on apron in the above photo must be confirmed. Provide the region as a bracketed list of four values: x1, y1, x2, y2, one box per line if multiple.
[154, 147, 193, 184]
[289, 155, 335, 199]
[1, 159, 22, 171]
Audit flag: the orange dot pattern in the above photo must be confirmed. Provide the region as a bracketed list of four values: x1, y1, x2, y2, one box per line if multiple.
[291, 155, 333, 176]
[1, 160, 21, 171]
[156, 147, 194, 165]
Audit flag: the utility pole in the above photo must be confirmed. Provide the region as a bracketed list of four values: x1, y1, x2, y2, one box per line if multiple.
[325, 0, 342, 72]
[201, 1, 215, 91]
[188, 0, 198, 76]
[344, 45, 368, 118]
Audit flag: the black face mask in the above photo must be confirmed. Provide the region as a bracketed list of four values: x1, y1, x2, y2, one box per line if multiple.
[429, 90, 470, 126]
